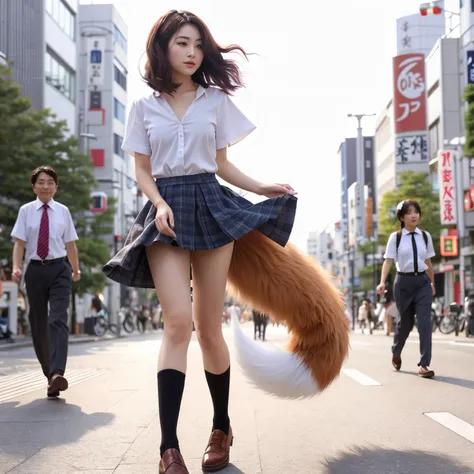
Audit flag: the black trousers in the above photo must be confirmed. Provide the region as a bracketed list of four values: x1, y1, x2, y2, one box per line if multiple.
[24, 260, 72, 379]
[392, 273, 433, 367]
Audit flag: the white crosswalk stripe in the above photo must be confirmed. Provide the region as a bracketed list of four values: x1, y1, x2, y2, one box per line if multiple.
[425, 412, 474, 444]
[0, 368, 105, 403]
[342, 368, 382, 386]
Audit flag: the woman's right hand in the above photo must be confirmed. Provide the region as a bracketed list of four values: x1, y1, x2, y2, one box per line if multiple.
[154, 200, 176, 239]
[376, 282, 386, 295]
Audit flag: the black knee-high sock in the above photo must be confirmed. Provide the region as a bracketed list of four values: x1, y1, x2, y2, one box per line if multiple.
[158, 369, 186, 456]
[205, 366, 230, 435]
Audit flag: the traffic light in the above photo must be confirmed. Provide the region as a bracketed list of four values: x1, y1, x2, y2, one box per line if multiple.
[420, 2, 443, 15]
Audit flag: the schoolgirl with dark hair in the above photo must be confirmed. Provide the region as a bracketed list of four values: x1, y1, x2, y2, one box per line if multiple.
[103, 9, 353, 473]
[103, 9, 297, 474]
[377, 200, 436, 379]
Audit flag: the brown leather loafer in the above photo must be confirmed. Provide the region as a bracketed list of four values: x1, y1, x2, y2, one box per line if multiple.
[202, 427, 233, 472]
[159, 448, 189, 474]
[49, 374, 68, 392]
[392, 354, 401, 371]
[419, 366, 435, 378]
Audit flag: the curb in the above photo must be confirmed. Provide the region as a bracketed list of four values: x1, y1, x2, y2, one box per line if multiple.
[0, 333, 133, 352]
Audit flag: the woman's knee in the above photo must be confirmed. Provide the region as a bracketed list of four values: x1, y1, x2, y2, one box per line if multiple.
[195, 324, 224, 351]
[163, 310, 193, 345]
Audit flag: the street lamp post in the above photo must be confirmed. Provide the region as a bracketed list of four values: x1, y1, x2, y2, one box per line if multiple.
[347, 113, 376, 246]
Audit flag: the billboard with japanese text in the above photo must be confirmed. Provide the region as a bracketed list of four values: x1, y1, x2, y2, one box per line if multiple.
[395, 134, 428, 163]
[393, 53, 427, 133]
[438, 150, 457, 225]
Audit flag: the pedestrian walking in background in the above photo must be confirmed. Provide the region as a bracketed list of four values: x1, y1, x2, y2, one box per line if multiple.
[358, 299, 370, 335]
[102, 10, 297, 474]
[11, 166, 80, 398]
[377, 200, 436, 378]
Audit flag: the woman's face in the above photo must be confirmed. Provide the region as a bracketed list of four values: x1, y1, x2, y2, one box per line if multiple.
[401, 205, 421, 227]
[167, 24, 204, 79]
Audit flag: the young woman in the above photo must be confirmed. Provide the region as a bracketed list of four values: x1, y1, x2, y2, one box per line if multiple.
[377, 200, 436, 379]
[103, 10, 297, 473]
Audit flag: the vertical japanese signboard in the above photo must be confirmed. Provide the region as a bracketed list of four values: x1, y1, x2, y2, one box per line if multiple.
[393, 53, 427, 133]
[87, 37, 106, 89]
[438, 150, 457, 225]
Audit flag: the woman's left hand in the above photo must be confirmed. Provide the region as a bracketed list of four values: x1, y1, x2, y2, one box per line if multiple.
[259, 183, 297, 198]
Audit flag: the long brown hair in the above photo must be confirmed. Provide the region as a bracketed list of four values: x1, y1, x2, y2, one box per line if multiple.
[144, 10, 250, 95]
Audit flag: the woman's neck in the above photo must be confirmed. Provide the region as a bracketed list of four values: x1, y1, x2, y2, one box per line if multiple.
[404, 225, 417, 233]
[171, 75, 197, 96]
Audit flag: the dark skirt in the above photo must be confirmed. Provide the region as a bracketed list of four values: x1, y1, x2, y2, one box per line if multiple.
[102, 173, 297, 288]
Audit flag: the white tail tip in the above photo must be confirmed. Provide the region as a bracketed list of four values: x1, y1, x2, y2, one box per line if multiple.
[231, 314, 319, 399]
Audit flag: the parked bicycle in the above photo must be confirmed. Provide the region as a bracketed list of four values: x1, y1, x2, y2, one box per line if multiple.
[437, 302, 462, 335]
[121, 307, 136, 334]
[94, 309, 119, 337]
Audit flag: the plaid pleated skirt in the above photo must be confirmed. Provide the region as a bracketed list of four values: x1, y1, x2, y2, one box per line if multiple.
[102, 173, 297, 288]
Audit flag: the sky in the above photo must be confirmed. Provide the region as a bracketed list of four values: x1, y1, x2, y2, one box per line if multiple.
[81, 0, 459, 251]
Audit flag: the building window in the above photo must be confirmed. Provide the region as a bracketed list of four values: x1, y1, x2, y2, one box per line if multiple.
[114, 25, 127, 52]
[114, 98, 126, 123]
[45, 0, 75, 40]
[114, 65, 127, 91]
[114, 134, 124, 158]
[366, 159, 371, 168]
[429, 121, 440, 159]
[45, 47, 76, 101]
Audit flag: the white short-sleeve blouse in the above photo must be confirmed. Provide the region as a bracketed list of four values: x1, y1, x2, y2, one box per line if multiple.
[383, 227, 436, 273]
[122, 85, 256, 178]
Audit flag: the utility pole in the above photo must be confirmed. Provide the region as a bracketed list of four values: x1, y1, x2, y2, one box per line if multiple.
[347, 114, 376, 246]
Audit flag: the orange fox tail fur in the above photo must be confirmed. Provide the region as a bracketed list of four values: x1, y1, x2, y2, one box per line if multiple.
[227, 230, 351, 399]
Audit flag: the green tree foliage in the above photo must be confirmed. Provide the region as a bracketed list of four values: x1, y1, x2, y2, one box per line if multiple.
[0, 63, 113, 295]
[464, 84, 474, 158]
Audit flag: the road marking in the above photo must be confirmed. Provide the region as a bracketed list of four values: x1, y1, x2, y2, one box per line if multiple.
[449, 341, 474, 347]
[342, 369, 381, 386]
[0, 368, 105, 403]
[425, 412, 474, 444]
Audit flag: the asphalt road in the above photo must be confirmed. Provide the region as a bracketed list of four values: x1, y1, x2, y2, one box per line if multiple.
[1, 323, 474, 473]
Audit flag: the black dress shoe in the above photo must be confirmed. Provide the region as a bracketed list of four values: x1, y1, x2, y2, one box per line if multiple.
[47, 389, 60, 399]
[49, 374, 68, 392]
[392, 354, 402, 371]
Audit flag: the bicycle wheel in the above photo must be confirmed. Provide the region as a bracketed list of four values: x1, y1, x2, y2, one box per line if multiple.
[123, 317, 134, 333]
[439, 316, 455, 334]
[95, 317, 107, 337]
[108, 324, 119, 336]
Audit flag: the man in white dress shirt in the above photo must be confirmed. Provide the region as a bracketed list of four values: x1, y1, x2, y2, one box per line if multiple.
[11, 167, 81, 398]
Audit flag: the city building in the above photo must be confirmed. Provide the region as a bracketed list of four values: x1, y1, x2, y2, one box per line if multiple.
[396, 7, 446, 57]
[337, 136, 376, 291]
[425, 34, 474, 301]
[374, 9, 446, 205]
[374, 100, 395, 207]
[0, 0, 79, 134]
[78, 3, 140, 315]
[306, 230, 334, 273]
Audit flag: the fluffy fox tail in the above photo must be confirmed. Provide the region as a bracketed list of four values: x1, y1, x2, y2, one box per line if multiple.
[227, 230, 351, 399]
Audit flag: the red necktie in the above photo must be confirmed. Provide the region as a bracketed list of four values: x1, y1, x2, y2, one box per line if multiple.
[37, 204, 49, 260]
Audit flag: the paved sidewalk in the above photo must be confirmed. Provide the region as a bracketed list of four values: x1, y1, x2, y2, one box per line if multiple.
[0, 330, 144, 351]
[1, 324, 474, 473]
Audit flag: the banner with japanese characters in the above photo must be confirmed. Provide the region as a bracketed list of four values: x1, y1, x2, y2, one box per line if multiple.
[395, 134, 428, 163]
[393, 53, 427, 133]
[438, 150, 457, 225]
[87, 37, 106, 89]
